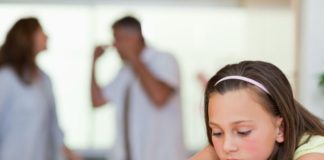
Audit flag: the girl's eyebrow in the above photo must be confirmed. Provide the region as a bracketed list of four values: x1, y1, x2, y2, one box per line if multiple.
[232, 120, 253, 125]
[209, 120, 253, 127]
[209, 121, 219, 127]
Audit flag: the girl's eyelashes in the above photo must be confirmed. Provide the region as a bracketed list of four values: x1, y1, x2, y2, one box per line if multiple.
[211, 130, 252, 137]
[212, 132, 223, 137]
[237, 130, 252, 136]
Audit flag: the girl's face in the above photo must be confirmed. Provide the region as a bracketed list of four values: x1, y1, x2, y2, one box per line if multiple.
[33, 27, 47, 54]
[208, 89, 284, 160]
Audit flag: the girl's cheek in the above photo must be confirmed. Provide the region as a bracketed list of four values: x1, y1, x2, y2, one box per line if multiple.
[241, 139, 259, 152]
[242, 137, 275, 159]
[212, 138, 223, 152]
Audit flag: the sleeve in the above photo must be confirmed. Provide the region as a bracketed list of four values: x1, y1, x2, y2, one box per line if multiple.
[44, 76, 65, 160]
[150, 53, 180, 90]
[102, 69, 125, 104]
[0, 76, 5, 147]
[0, 70, 10, 146]
[0, 73, 7, 121]
[294, 135, 324, 160]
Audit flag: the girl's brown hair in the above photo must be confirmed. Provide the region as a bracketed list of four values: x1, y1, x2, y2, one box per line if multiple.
[204, 61, 324, 159]
[0, 17, 41, 84]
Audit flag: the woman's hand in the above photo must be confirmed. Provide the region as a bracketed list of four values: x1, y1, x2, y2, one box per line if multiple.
[63, 145, 83, 160]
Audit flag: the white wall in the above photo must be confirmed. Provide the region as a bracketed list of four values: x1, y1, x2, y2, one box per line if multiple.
[245, 8, 295, 80]
[298, 0, 324, 118]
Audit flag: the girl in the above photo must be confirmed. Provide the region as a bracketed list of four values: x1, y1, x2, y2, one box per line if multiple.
[191, 61, 324, 160]
[0, 17, 80, 160]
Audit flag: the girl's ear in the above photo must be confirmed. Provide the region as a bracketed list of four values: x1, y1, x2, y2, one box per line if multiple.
[275, 117, 284, 143]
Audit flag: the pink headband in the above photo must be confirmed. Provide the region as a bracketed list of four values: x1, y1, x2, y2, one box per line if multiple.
[214, 75, 270, 94]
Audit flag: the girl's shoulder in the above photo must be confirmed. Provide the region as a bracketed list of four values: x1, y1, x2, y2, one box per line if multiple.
[294, 134, 324, 160]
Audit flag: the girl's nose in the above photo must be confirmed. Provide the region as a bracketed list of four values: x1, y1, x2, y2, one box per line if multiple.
[223, 136, 238, 153]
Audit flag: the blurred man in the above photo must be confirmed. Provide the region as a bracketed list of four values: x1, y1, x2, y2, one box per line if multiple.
[90, 16, 186, 160]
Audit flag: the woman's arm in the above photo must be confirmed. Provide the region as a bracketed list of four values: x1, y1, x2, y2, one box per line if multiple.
[63, 145, 83, 160]
[190, 145, 218, 160]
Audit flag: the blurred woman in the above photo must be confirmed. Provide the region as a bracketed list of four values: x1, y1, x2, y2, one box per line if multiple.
[0, 17, 80, 160]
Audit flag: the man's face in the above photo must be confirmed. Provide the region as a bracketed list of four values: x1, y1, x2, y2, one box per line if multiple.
[113, 27, 138, 60]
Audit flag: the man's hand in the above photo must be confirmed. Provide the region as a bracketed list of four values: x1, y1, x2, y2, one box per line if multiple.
[93, 45, 108, 61]
[116, 40, 141, 64]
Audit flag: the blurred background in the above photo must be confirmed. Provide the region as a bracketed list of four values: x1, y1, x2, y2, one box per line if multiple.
[1, 0, 324, 159]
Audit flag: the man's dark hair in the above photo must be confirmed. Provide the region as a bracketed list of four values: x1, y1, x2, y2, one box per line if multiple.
[112, 16, 142, 34]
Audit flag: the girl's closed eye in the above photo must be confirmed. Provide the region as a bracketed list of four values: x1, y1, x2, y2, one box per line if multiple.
[237, 130, 252, 136]
[211, 129, 223, 137]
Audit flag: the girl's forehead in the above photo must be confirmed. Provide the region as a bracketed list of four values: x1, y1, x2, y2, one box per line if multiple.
[209, 89, 261, 107]
[208, 89, 275, 125]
